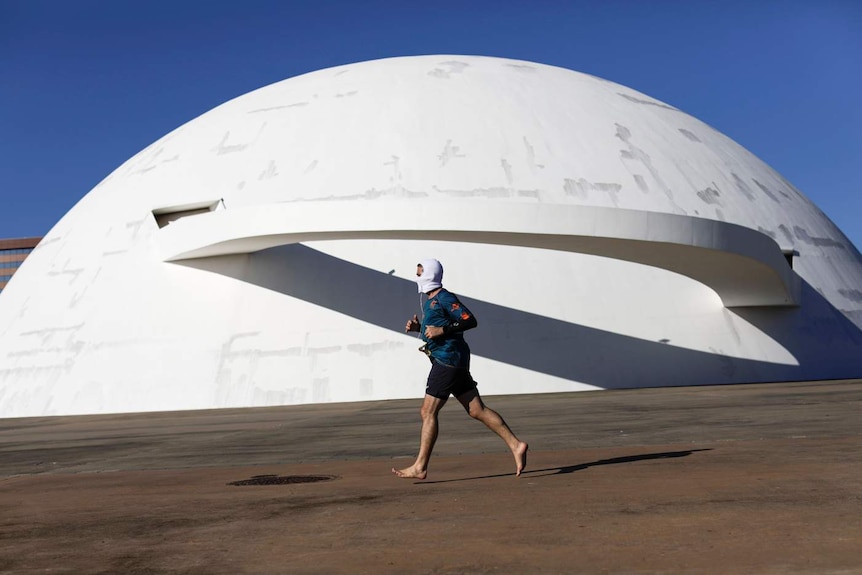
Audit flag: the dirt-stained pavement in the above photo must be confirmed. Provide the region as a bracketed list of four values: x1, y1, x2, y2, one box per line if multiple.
[1, 380, 861, 574]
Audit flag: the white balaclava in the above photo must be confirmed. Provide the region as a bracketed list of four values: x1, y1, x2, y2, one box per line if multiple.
[417, 259, 444, 294]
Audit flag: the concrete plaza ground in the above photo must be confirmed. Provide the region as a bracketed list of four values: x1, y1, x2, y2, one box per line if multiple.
[1, 380, 861, 574]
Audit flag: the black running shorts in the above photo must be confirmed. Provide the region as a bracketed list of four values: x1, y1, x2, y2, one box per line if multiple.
[425, 361, 477, 399]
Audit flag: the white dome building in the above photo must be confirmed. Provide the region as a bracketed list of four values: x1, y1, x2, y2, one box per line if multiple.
[2, 55, 861, 417]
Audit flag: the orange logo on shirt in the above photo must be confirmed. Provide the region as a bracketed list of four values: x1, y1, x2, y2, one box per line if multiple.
[451, 303, 460, 311]
[460, 312, 470, 320]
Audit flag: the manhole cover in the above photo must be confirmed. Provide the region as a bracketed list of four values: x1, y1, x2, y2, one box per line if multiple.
[228, 474, 338, 486]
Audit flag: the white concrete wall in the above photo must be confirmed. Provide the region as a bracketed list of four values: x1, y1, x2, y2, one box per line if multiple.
[1, 55, 861, 417]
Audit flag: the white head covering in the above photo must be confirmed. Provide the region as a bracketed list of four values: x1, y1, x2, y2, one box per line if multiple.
[416, 258, 444, 294]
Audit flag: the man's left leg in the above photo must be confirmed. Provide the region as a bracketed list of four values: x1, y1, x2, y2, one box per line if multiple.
[392, 394, 447, 480]
[456, 389, 529, 476]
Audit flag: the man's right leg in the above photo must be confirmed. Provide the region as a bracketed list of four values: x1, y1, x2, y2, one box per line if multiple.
[392, 394, 447, 479]
[455, 389, 529, 476]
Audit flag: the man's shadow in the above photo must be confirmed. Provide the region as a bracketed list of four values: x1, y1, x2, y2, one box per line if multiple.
[417, 448, 712, 484]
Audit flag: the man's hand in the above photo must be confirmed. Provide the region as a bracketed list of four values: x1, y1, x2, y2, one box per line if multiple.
[405, 314, 420, 333]
[424, 325, 445, 339]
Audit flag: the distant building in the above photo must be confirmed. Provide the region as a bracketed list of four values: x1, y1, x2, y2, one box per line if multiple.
[0, 237, 41, 294]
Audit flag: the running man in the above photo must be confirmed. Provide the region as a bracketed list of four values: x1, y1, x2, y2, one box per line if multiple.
[392, 258, 528, 480]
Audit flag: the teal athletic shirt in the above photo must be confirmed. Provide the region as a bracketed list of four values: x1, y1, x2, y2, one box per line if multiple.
[419, 288, 477, 369]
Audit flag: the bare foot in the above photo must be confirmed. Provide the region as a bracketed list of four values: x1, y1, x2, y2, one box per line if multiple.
[391, 465, 427, 480]
[514, 442, 528, 476]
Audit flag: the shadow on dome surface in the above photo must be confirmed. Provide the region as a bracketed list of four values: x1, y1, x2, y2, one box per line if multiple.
[176, 244, 862, 389]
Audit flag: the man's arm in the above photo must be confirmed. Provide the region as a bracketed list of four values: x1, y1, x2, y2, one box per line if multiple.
[431, 293, 478, 337]
[442, 315, 477, 335]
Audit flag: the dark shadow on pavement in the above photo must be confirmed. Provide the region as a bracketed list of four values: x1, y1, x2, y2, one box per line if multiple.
[417, 448, 712, 484]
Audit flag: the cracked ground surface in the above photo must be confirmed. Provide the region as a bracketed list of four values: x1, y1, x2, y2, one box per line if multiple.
[1, 380, 860, 574]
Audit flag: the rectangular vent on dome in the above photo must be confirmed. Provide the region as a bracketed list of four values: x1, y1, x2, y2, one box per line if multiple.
[782, 249, 798, 270]
[152, 199, 224, 228]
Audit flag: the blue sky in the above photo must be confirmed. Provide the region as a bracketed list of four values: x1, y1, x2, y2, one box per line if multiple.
[2, 0, 861, 250]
